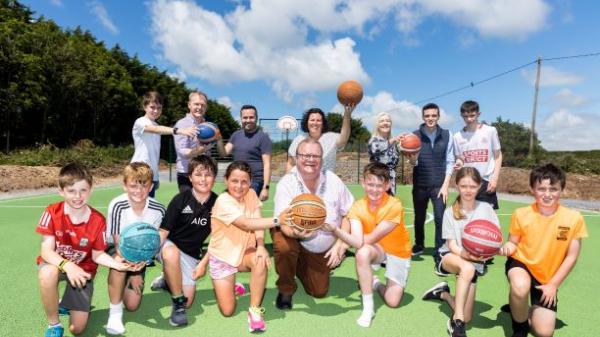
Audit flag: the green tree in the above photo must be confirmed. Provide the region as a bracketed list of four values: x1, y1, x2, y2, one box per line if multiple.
[326, 112, 371, 145]
[206, 100, 240, 139]
[491, 117, 546, 167]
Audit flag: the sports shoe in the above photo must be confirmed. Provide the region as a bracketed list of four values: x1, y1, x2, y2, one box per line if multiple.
[447, 319, 467, 337]
[45, 324, 64, 337]
[412, 244, 424, 256]
[150, 274, 168, 292]
[58, 305, 70, 316]
[248, 306, 266, 332]
[511, 330, 529, 337]
[275, 293, 293, 310]
[422, 281, 449, 301]
[235, 282, 247, 296]
[169, 296, 188, 327]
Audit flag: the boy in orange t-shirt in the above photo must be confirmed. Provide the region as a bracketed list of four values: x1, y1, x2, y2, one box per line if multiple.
[500, 163, 588, 337]
[323, 162, 411, 328]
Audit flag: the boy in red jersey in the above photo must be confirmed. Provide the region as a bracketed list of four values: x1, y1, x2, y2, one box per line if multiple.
[36, 163, 141, 337]
[500, 163, 588, 337]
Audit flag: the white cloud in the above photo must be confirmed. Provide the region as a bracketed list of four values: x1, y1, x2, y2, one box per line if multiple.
[49, 0, 63, 6]
[216, 96, 238, 111]
[148, 0, 550, 102]
[89, 1, 118, 35]
[521, 66, 584, 87]
[342, 91, 455, 135]
[538, 109, 599, 150]
[549, 88, 589, 108]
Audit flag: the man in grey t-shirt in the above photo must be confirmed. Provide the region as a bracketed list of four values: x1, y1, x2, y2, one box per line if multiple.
[224, 105, 272, 201]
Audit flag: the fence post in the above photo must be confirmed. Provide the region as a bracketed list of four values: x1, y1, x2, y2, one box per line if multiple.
[356, 142, 360, 184]
[168, 137, 173, 182]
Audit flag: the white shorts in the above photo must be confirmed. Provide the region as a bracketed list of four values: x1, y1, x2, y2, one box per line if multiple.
[372, 254, 411, 288]
[158, 240, 199, 286]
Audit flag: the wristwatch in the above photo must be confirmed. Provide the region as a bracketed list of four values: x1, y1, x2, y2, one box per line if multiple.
[172, 127, 179, 135]
[264, 184, 270, 190]
[272, 217, 279, 227]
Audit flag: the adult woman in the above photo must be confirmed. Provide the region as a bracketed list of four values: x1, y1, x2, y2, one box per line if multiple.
[367, 112, 401, 195]
[286, 105, 355, 173]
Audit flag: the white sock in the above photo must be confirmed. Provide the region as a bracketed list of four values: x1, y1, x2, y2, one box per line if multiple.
[106, 302, 125, 335]
[356, 294, 375, 328]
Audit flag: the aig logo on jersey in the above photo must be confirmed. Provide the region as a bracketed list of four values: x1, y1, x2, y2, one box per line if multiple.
[192, 217, 208, 226]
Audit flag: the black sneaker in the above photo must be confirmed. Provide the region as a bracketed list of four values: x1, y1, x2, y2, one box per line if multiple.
[447, 319, 467, 337]
[412, 244, 424, 256]
[169, 296, 188, 326]
[275, 292, 293, 310]
[434, 262, 450, 277]
[422, 281, 449, 301]
[511, 330, 529, 337]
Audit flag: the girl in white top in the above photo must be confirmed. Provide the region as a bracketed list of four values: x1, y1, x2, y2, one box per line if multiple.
[422, 167, 500, 337]
[286, 105, 355, 173]
[131, 91, 196, 197]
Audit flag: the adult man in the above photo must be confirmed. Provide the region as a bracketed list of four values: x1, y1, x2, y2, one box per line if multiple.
[224, 105, 272, 201]
[409, 103, 454, 274]
[272, 138, 354, 310]
[174, 91, 225, 192]
[453, 100, 502, 210]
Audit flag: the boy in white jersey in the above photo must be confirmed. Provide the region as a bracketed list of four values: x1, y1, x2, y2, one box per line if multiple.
[105, 162, 166, 335]
[453, 100, 502, 209]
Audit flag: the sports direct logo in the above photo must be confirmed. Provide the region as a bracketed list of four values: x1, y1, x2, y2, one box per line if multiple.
[463, 149, 489, 163]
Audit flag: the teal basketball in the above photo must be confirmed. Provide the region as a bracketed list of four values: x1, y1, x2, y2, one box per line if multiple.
[118, 222, 161, 263]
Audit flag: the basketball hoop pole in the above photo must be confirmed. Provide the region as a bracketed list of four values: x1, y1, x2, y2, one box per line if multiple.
[285, 129, 290, 161]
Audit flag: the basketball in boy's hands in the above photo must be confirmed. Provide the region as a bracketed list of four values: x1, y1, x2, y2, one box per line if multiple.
[462, 219, 503, 258]
[337, 80, 363, 106]
[398, 133, 421, 155]
[118, 222, 161, 263]
[197, 122, 220, 143]
[288, 194, 327, 232]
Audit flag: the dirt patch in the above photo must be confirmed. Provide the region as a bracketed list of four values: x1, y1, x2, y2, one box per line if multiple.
[2, 160, 600, 201]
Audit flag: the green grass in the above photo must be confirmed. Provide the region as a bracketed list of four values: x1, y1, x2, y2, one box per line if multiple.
[0, 182, 597, 337]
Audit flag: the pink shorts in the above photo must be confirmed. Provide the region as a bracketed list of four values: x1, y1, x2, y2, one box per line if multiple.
[209, 255, 238, 280]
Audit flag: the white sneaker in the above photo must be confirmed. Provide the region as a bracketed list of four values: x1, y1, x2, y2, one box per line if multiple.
[106, 314, 125, 335]
[356, 310, 375, 328]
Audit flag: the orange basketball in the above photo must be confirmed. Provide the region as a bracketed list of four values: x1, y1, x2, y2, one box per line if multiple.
[288, 193, 327, 232]
[399, 133, 421, 155]
[337, 80, 363, 106]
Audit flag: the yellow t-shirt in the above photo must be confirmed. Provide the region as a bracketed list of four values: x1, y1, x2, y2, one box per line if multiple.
[347, 194, 411, 259]
[510, 203, 588, 284]
[208, 190, 261, 267]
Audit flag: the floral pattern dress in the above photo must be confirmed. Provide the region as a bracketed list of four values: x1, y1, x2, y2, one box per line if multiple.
[368, 136, 400, 195]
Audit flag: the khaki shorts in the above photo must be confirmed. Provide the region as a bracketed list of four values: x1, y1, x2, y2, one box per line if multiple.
[372, 254, 411, 288]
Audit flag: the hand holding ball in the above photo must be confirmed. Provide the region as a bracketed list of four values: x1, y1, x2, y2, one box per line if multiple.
[287, 194, 327, 232]
[196, 122, 221, 144]
[398, 133, 421, 155]
[462, 219, 503, 258]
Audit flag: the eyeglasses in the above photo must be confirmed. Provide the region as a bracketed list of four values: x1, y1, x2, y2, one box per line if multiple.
[297, 153, 322, 160]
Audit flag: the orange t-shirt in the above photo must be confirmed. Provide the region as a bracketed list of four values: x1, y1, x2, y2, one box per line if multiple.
[347, 194, 411, 259]
[208, 190, 261, 267]
[510, 203, 588, 284]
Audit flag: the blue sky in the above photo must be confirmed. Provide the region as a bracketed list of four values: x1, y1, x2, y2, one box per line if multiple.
[23, 0, 600, 150]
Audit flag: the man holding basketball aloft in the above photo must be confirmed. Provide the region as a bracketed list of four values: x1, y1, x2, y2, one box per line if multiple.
[272, 138, 354, 310]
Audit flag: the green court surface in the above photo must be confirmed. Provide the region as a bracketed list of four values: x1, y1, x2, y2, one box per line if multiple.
[0, 182, 597, 337]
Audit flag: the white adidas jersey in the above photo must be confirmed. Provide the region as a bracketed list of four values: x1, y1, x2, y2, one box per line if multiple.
[106, 193, 165, 243]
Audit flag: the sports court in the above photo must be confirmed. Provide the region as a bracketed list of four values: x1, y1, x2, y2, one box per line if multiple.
[1, 182, 597, 337]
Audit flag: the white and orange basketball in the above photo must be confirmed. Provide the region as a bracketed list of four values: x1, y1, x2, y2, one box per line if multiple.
[398, 133, 421, 155]
[288, 194, 327, 232]
[462, 219, 503, 258]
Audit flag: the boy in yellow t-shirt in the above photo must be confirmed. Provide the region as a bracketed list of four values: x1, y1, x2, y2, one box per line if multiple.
[323, 162, 411, 328]
[500, 163, 588, 337]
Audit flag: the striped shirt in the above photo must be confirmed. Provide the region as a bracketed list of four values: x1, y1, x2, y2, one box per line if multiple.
[106, 193, 165, 244]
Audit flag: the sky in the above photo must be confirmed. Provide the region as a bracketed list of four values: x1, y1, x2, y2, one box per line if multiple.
[22, 0, 600, 151]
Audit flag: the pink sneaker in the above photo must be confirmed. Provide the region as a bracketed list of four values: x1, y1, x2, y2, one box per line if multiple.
[235, 282, 247, 296]
[247, 306, 266, 332]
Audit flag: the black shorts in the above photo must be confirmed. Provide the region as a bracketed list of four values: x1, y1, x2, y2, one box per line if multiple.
[437, 251, 482, 284]
[476, 180, 499, 210]
[60, 274, 94, 312]
[505, 257, 558, 312]
[177, 173, 192, 192]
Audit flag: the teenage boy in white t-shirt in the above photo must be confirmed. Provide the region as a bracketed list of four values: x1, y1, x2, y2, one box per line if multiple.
[453, 100, 502, 209]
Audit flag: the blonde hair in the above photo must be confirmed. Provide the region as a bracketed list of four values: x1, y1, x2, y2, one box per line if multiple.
[451, 167, 482, 220]
[372, 112, 392, 139]
[123, 162, 153, 185]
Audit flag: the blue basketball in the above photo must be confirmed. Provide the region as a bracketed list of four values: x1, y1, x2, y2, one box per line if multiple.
[118, 222, 161, 263]
[197, 122, 220, 143]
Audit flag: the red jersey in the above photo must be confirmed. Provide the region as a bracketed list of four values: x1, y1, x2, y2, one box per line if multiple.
[36, 201, 107, 277]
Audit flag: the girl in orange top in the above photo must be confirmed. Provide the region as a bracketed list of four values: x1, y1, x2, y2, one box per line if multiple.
[205, 161, 288, 333]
